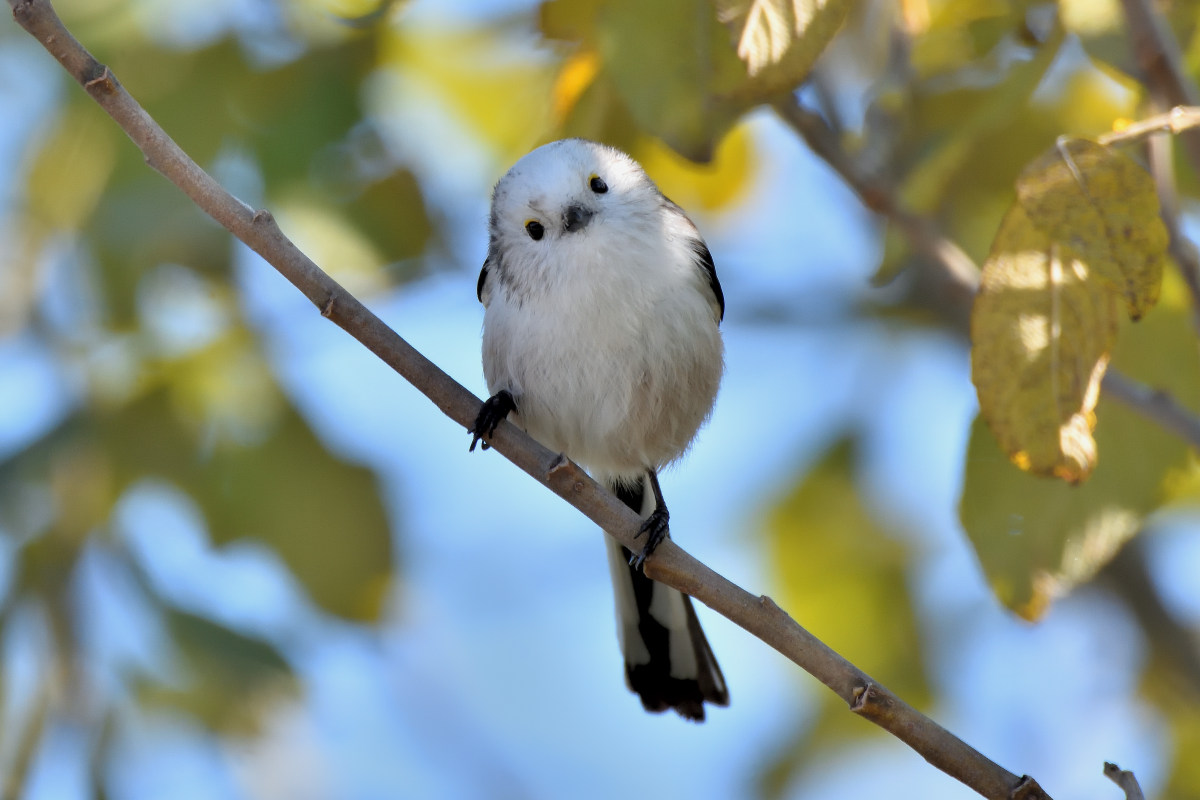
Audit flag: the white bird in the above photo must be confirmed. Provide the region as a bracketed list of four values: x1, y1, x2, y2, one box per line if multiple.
[470, 138, 728, 721]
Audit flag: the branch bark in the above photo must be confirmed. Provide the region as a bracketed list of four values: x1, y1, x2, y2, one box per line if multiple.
[7, 0, 1050, 797]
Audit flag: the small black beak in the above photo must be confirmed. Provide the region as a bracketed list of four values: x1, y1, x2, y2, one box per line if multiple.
[563, 204, 594, 233]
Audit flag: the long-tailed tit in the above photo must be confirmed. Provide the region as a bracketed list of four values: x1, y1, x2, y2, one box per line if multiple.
[469, 138, 727, 721]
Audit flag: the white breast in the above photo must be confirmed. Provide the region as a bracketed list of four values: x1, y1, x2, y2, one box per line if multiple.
[482, 241, 722, 482]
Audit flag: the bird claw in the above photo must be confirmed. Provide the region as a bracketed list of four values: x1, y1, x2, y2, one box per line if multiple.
[469, 390, 516, 452]
[629, 507, 669, 569]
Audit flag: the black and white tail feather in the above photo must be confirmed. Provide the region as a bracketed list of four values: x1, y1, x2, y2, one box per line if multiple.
[608, 475, 727, 720]
[470, 138, 728, 721]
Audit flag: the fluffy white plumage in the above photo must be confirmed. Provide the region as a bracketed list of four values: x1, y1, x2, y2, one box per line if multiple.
[473, 138, 728, 721]
[478, 139, 723, 481]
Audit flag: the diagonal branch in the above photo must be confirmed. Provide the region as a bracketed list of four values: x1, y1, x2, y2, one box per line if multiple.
[7, 0, 1049, 797]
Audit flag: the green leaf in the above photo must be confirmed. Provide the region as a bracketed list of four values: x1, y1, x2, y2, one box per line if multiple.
[961, 285, 1200, 619]
[716, 0, 854, 101]
[597, 0, 747, 161]
[0, 319, 393, 623]
[138, 608, 296, 734]
[897, 23, 1065, 217]
[762, 438, 928, 788]
[95, 380, 394, 623]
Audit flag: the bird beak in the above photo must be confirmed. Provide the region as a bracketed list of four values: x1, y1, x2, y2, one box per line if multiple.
[563, 204, 594, 233]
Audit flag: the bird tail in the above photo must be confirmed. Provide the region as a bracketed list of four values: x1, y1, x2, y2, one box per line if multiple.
[605, 476, 729, 722]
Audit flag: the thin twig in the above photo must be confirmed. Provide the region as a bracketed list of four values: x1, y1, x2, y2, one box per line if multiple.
[1097, 105, 1200, 148]
[1103, 762, 1147, 800]
[4, 1, 1049, 798]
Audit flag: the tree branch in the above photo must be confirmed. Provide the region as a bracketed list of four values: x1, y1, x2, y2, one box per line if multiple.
[7, 0, 1050, 797]
[1103, 762, 1147, 800]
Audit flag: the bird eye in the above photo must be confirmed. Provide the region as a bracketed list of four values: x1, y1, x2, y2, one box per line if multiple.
[589, 175, 608, 194]
[525, 220, 544, 240]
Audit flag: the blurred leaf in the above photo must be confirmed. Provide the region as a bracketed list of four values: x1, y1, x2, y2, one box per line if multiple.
[716, 0, 853, 101]
[556, 67, 643, 153]
[1143, 669, 1200, 799]
[961, 279, 1200, 619]
[540, 0, 603, 41]
[1016, 138, 1166, 319]
[138, 608, 295, 734]
[1061, 0, 1139, 83]
[379, 24, 558, 164]
[0, 331, 394, 623]
[872, 21, 1066, 284]
[234, 41, 377, 189]
[909, 0, 1039, 78]
[971, 204, 1119, 481]
[633, 122, 757, 213]
[185, 406, 394, 622]
[898, 23, 1065, 218]
[96, 380, 393, 622]
[597, 0, 747, 161]
[26, 105, 118, 232]
[763, 438, 928, 788]
[344, 168, 432, 271]
[273, 193, 390, 297]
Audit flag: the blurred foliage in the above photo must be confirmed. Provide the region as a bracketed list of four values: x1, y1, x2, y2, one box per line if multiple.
[760, 438, 928, 799]
[5, 0, 1200, 797]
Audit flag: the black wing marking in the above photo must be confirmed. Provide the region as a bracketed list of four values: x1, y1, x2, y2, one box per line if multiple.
[689, 238, 724, 322]
[476, 260, 489, 303]
[662, 196, 724, 323]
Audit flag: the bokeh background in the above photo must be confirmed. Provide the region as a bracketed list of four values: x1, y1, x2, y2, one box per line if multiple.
[2, 0, 1200, 798]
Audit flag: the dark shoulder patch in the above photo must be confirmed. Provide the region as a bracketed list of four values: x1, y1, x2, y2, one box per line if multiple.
[661, 196, 724, 323]
[690, 239, 724, 322]
[476, 260, 489, 303]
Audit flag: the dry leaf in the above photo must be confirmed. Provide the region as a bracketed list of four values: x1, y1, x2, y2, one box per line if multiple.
[971, 204, 1120, 481]
[1016, 137, 1167, 320]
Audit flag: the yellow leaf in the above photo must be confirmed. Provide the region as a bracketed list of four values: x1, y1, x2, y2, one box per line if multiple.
[552, 49, 601, 123]
[1016, 138, 1167, 319]
[971, 204, 1120, 481]
[633, 123, 756, 213]
[378, 25, 558, 163]
[26, 105, 117, 231]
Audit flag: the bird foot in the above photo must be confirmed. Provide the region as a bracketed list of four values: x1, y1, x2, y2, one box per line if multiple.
[469, 390, 515, 451]
[629, 507, 669, 569]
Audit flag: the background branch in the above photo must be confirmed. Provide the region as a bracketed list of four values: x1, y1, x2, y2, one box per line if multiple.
[6, 0, 1049, 798]
[1118, 0, 1200, 175]
[1103, 762, 1147, 800]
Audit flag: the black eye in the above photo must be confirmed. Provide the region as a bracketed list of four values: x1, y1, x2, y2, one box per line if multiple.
[589, 175, 608, 194]
[525, 220, 544, 240]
